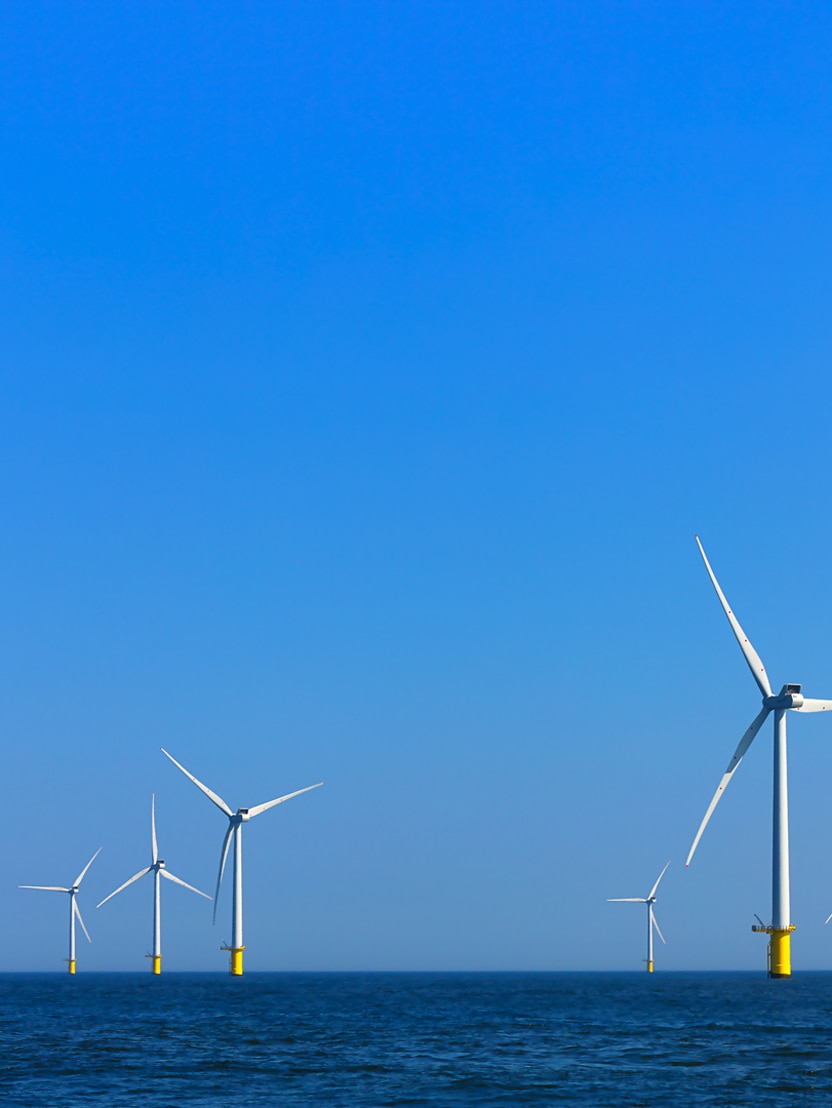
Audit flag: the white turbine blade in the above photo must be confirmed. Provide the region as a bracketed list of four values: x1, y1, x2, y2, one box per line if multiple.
[74, 847, 102, 889]
[96, 867, 152, 908]
[648, 861, 671, 901]
[696, 536, 772, 697]
[686, 706, 771, 866]
[794, 699, 832, 713]
[213, 822, 234, 924]
[650, 907, 667, 945]
[19, 885, 70, 892]
[160, 748, 233, 817]
[160, 869, 212, 900]
[825, 912, 832, 925]
[74, 899, 92, 943]
[151, 793, 158, 864]
[607, 898, 647, 903]
[247, 781, 325, 819]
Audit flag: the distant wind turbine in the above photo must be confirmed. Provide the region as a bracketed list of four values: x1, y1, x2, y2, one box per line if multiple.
[608, 862, 670, 972]
[161, 748, 324, 975]
[686, 537, 832, 977]
[20, 848, 101, 973]
[96, 794, 211, 973]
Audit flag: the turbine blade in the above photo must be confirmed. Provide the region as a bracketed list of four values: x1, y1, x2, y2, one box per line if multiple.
[18, 885, 70, 892]
[606, 898, 647, 903]
[650, 907, 667, 945]
[826, 912, 832, 925]
[160, 869, 212, 900]
[794, 699, 832, 713]
[151, 793, 158, 864]
[74, 847, 102, 889]
[686, 706, 771, 866]
[160, 748, 233, 817]
[247, 781, 325, 819]
[213, 822, 234, 924]
[696, 537, 772, 697]
[74, 899, 92, 943]
[96, 867, 152, 908]
[648, 861, 671, 901]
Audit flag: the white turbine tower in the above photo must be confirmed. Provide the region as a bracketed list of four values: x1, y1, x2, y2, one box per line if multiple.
[19, 848, 101, 973]
[161, 748, 324, 975]
[686, 537, 832, 977]
[96, 794, 211, 974]
[608, 862, 670, 972]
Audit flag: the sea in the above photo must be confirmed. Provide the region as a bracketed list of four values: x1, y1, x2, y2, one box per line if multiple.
[2, 971, 832, 1106]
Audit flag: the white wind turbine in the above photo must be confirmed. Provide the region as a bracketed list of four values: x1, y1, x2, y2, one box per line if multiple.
[19, 848, 101, 973]
[686, 537, 832, 977]
[161, 748, 324, 975]
[96, 794, 211, 974]
[608, 862, 670, 972]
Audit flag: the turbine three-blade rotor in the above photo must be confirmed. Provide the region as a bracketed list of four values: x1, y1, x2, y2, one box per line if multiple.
[687, 538, 832, 869]
[607, 862, 670, 958]
[161, 747, 325, 923]
[19, 847, 102, 895]
[97, 794, 211, 909]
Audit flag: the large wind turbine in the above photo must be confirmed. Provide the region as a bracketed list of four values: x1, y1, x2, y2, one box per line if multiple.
[19, 848, 101, 973]
[608, 862, 670, 972]
[96, 794, 211, 974]
[161, 748, 324, 975]
[686, 537, 832, 977]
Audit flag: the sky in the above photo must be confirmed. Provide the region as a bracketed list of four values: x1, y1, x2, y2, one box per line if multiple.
[3, 1, 832, 972]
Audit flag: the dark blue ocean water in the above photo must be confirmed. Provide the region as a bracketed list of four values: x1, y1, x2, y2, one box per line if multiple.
[2, 972, 832, 1106]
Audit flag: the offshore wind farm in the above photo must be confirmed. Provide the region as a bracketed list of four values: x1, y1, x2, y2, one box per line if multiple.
[13, 537, 832, 978]
[7, 3, 832, 1103]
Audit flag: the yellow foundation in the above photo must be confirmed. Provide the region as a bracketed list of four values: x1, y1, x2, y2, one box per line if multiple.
[68, 960, 76, 975]
[229, 947, 244, 975]
[152, 955, 161, 975]
[647, 960, 654, 973]
[769, 929, 793, 978]
[752, 922, 795, 977]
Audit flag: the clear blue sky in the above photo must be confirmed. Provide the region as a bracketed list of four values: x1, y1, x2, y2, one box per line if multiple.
[4, 1, 832, 971]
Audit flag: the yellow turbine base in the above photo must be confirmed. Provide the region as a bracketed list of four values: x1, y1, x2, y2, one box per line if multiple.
[647, 960, 654, 973]
[229, 947, 244, 976]
[152, 955, 161, 975]
[753, 923, 795, 977]
[769, 929, 793, 978]
[68, 960, 76, 975]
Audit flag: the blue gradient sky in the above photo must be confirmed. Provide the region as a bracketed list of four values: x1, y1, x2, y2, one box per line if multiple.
[4, 2, 832, 971]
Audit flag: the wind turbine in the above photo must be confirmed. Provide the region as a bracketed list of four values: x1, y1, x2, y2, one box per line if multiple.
[686, 537, 832, 977]
[608, 862, 670, 971]
[96, 794, 211, 974]
[161, 748, 324, 975]
[19, 848, 101, 973]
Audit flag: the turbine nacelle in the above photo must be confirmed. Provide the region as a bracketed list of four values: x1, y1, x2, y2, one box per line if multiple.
[237, 809, 250, 822]
[765, 685, 803, 711]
